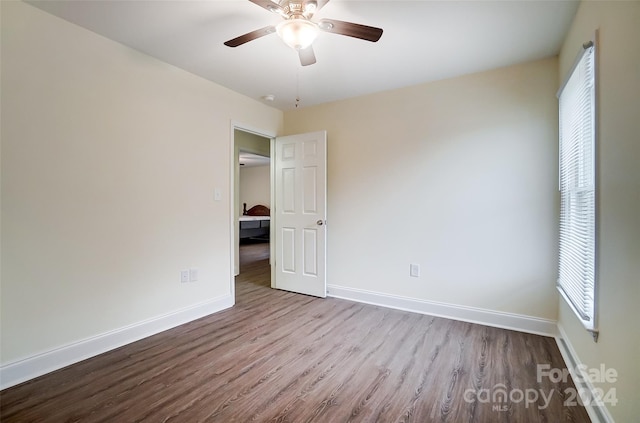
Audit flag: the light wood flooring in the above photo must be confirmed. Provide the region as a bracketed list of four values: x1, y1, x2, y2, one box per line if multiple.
[1, 242, 590, 422]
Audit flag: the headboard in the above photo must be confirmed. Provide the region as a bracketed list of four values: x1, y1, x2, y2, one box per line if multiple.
[243, 203, 270, 216]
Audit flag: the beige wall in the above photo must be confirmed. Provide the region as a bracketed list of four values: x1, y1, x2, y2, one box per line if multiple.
[0, 2, 282, 364]
[557, 2, 640, 421]
[284, 57, 560, 320]
[240, 166, 271, 211]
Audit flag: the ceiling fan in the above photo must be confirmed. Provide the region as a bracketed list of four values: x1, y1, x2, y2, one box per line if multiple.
[224, 0, 383, 66]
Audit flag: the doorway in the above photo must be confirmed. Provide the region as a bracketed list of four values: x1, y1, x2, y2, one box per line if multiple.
[231, 126, 328, 301]
[232, 127, 273, 280]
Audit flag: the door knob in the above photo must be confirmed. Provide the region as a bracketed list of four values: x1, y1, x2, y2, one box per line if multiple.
[317, 220, 324, 226]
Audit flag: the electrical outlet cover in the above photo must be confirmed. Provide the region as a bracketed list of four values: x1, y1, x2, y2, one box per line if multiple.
[189, 268, 199, 282]
[180, 270, 189, 283]
[410, 264, 420, 277]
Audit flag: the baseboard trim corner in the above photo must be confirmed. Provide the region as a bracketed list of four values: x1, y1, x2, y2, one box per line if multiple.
[555, 324, 615, 423]
[0, 294, 234, 390]
[327, 284, 557, 337]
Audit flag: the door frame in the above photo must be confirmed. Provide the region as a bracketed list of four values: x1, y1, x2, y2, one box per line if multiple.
[229, 121, 276, 302]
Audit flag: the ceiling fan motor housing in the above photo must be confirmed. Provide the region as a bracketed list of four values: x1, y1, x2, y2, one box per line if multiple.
[280, 1, 318, 19]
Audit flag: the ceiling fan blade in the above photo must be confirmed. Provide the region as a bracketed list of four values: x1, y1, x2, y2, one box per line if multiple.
[224, 26, 276, 47]
[299, 45, 317, 66]
[318, 19, 383, 42]
[249, 0, 287, 17]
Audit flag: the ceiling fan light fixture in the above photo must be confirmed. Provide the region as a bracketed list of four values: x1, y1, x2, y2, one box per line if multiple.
[276, 18, 318, 50]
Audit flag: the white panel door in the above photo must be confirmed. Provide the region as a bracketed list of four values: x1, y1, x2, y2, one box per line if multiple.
[273, 131, 327, 297]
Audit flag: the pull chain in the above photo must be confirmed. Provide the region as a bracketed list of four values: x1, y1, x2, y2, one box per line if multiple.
[295, 68, 300, 108]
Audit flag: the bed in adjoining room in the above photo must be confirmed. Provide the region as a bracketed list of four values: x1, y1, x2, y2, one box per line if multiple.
[239, 204, 270, 241]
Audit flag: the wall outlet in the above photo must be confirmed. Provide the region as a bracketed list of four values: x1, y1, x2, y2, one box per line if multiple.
[189, 268, 199, 282]
[180, 270, 189, 283]
[410, 263, 420, 278]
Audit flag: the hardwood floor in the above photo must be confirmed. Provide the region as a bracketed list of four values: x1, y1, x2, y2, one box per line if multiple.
[1, 242, 590, 422]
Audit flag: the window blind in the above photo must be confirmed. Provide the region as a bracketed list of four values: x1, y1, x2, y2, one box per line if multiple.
[557, 41, 597, 335]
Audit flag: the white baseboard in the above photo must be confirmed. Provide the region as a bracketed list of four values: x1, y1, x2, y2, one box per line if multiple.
[555, 324, 615, 423]
[327, 284, 557, 337]
[0, 294, 234, 390]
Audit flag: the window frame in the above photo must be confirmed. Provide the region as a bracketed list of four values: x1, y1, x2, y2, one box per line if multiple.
[557, 35, 599, 341]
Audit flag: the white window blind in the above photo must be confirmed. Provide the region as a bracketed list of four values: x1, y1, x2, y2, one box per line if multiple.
[557, 41, 597, 336]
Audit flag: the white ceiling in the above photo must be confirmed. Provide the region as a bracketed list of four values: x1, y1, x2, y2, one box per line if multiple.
[27, 0, 579, 111]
